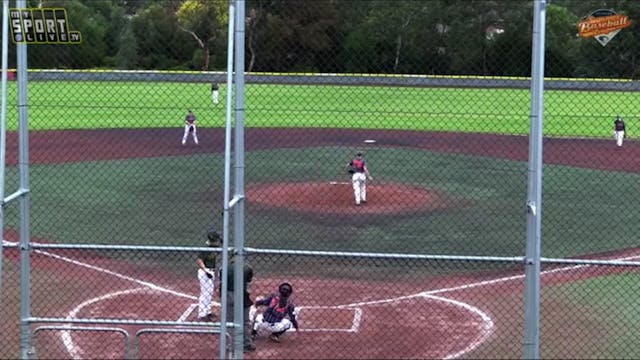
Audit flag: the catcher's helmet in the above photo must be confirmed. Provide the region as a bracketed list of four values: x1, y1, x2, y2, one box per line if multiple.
[206, 228, 221, 245]
[278, 282, 293, 297]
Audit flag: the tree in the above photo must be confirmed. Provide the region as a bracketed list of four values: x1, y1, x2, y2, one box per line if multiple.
[8, 0, 640, 77]
[544, 4, 580, 77]
[246, 0, 264, 72]
[176, 0, 227, 71]
[246, 0, 339, 72]
[367, 0, 432, 73]
[25, 0, 110, 69]
[563, 0, 640, 78]
[131, 2, 193, 70]
[338, 0, 442, 74]
[115, 22, 138, 69]
[442, 1, 506, 76]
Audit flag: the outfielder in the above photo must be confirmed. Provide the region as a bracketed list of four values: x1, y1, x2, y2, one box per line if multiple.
[181, 110, 199, 145]
[613, 115, 626, 147]
[346, 152, 373, 206]
[211, 82, 219, 105]
[196, 228, 220, 321]
[251, 282, 299, 343]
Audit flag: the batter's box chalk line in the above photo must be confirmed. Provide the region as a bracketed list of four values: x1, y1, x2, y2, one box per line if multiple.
[248, 305, 362, 333]
[329, 181, 350, 185]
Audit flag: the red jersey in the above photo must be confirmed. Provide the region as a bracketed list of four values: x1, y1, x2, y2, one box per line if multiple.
[350, 158, 366, 173]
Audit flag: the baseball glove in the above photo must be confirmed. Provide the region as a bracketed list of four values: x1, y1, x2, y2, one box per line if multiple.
[348, 168, 355, 174]
[206, 272, 214, 279]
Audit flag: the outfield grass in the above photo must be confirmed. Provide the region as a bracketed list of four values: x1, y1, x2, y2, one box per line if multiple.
[4, 81, 638, 138]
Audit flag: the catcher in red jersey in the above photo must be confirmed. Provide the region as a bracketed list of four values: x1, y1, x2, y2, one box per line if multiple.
[250, 282, 299, 343]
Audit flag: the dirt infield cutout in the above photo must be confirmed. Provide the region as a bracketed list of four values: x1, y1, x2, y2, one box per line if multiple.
[245, 181, 456, 216]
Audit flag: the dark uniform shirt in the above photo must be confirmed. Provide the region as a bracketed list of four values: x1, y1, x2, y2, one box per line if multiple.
[185, 112, 196, 125]
[614, 119, 625, 131]
[220, 260, 254, 307]
[255, 294, 298, 328]
[197, 250, 216, 269]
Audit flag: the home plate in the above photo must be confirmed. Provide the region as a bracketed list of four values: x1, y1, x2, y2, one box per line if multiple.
[364, 139, 376, 144]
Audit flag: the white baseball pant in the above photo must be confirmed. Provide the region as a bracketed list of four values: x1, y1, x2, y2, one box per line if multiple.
[197, 268, 215, 318]
[614, 130, 624, 147]
[252, 314, 293, 334]
[212, 90, 219, 105]
[182, 124, 198, 145]
[351, 172, 367, 205]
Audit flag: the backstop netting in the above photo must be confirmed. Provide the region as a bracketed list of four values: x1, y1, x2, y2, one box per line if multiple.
[2, 1, 640, 359]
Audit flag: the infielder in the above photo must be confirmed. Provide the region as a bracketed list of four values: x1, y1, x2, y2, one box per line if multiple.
[196, 228, 220, 321]
[250, 282, 299, 343]
[211, 82, 219, 105]
[613, 115, 626, 147]
[346, 151, 373, 206]
[181, 110, 198, 145]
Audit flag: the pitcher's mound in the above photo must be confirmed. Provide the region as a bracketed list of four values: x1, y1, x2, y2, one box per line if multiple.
[246, 181, 456, 216]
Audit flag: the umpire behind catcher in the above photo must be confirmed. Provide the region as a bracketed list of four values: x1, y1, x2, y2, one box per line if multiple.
[220, 253, 257, 352]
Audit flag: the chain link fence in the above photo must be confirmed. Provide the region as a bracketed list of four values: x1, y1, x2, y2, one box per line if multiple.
[2, 0, 640, 358]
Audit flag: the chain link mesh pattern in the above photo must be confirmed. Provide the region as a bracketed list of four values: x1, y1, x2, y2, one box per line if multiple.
[2, 0, 640, 358]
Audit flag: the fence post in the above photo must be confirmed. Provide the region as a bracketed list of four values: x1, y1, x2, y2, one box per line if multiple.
[523, 0, 547, 359]
[0, 0, 9, 311]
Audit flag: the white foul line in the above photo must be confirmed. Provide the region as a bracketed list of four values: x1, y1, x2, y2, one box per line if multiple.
[31, 246, 198, 300]
[337, 252, 640, 359]
[62, 287, 148, 359]
[293, 306, 362, 333]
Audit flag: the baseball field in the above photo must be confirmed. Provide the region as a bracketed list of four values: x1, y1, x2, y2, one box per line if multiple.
[5, 81, 640, 135]
[2, 79, 640, 358]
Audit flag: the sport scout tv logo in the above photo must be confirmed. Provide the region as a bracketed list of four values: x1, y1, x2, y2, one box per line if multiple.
[10, 8, 81, 44]
[578, 9, 630, 46]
